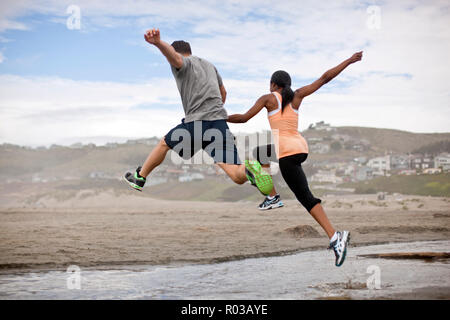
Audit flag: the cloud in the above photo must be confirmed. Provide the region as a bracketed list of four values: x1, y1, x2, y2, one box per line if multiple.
[0, 74, 183, 146]
[0, 0, 449, 146]
[0, 52, 4, 63]
[1, 70, 449, 148]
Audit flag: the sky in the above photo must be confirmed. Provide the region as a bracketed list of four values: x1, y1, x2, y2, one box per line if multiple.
[0, 0, 449, 147]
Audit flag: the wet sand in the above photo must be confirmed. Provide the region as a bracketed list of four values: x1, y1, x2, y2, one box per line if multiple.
[0, 192, 449, 274]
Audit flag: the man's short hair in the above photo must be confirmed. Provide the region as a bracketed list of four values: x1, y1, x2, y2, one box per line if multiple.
[171, 40, 192, 54]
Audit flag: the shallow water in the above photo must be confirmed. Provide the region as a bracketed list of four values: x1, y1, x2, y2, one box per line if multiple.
[0, 240, 449, 299]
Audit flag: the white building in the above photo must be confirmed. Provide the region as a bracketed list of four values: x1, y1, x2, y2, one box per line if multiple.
[311, 170, 343, 184]
[367, 155, 391, 174]
[309, 143, 330, 154]
[331, 134, 351, 142]
[434, 153, 450, 171]
[423, 168, 442, 174]
[179, 173, 205, 182]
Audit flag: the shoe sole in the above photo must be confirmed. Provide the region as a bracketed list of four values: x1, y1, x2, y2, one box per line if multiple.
[258, 202, 284, 210]
[245, 160, 273, 196]
[122, 175, 143, 192]
[336, 231, 351, 267]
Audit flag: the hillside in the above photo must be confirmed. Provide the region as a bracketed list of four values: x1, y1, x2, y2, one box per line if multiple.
[1, 126, 449, 198]
[302, 126, 450, 162]
[332, 127, 449, 154]
[340, 173, 450, 197]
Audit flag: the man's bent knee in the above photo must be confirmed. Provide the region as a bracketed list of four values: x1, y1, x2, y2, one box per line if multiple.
[231, 175, 246, 185]
[229, 169, 247, 184]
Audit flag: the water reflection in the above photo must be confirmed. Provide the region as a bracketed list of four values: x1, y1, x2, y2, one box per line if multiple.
[0, 240, 449, 299]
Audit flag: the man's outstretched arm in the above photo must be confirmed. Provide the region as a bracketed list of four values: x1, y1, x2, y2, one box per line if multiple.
[145, 28, 183, 69]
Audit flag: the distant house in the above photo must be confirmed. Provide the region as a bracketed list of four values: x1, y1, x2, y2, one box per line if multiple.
[147, 177, 168, 186]
[398, 169, 417, 175]
[353, 157, 367, 165]
[331, 134, 352, 142]
[32, 174, 48, 183]
[311, 121, 336, 131]
[69, 143, 83, 149]
[146, 137, 160, 146]
[343, 140, 369, 152]
[179, 173, 205, 182]
[355, 166, 373, 181]
[89, 171, 112, 179]
[390, 154, 410, 171]
[422, 168, 442, 174]
[351, 144, 365, 152]
[344, 164, 357, 176]
[309, 143, 330, 154]
[105, 142, 119, 148]
[367, 155, 391, 174]
[311, 170, 343, 184]
[128, 138, 160, 146]
[409, 154, 434, 170]
[167, 169, 184, 175]
[434, 153, 450, 171]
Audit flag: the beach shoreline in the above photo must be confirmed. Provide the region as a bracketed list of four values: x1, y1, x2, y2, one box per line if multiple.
[0, 193, 449, 274]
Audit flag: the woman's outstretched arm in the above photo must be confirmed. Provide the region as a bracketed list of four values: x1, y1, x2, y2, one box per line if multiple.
[227, 94, 271, 123]
[292, 51, 363, 106]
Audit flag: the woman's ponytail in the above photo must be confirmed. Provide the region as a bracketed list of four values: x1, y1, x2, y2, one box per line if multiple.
[281, 85, 294, 110]
[270, 70, 294, 111]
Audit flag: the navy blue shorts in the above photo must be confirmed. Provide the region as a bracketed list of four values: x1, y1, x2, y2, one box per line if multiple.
[164, 119, 241, 165]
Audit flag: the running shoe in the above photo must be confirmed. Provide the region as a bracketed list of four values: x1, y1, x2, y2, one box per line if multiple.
[259, 194, 284, 210]
[328, 231, 351, 267]
[245, 160, 274, 196]
[123, 166, 146, 191]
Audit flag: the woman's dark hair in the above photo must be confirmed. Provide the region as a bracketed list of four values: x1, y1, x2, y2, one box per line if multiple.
[171, 40, 192, 54]
[270, 70, 294, 110]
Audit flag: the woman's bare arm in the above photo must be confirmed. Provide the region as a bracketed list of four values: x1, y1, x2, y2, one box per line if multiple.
[292, 51, 363, 107]
[227, 94, 271, 123]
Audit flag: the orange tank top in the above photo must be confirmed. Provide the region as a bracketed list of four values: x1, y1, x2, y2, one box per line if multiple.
[268, 92, 309, 159]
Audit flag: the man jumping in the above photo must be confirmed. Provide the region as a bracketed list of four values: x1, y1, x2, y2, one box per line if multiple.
[124, 28, 273, 196]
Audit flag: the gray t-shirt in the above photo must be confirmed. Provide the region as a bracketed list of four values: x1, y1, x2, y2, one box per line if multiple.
[171, 55, 228, 122]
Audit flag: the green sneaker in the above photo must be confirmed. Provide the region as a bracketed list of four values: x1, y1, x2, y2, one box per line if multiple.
[124, 166, 146, 191]
[245, 160, 274, 196]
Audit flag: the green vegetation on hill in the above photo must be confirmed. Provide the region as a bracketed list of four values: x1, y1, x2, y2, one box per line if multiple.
[1, 126, 450, 198]
[339, 173, 450, 197]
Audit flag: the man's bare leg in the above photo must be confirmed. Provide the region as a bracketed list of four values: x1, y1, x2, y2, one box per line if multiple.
[216, 163, 247, 184]
[216, 162, 275, 196]
[309, 203, 336, 239]
[139, 138, 170, 178]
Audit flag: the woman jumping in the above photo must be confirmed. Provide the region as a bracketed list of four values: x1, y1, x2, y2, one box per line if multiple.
[227, 51, 363, 266]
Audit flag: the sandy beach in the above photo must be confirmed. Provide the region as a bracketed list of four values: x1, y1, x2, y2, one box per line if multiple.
[0, 192, 449, 273]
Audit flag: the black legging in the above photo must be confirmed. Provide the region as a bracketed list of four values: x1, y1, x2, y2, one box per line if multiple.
[253, 145, 321, 213]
